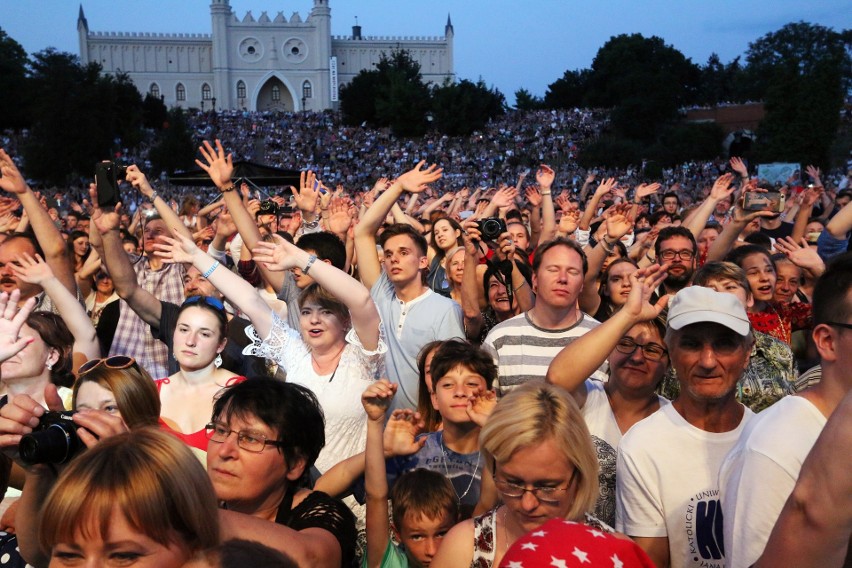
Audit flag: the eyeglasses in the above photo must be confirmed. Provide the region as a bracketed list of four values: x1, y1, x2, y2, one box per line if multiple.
[182, 295, 225, 311]
[614, 337, 668, 361]
[827, 321, 852, 331]
[494, 469, 578, 505]
[78, 356, 137, 376]
[94, 272, 110, 280]
[659, 249, 695, 261]
[205, 422, 285, 453]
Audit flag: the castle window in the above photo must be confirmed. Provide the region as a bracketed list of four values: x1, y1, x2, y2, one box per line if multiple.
[149, 83, 160, 98]
[176, 83, 186, 101]
[236, 80, 246, 99]
[202, 83, 212, 100]
[271, 85, 280, 101]
[302, 81, 312, 99]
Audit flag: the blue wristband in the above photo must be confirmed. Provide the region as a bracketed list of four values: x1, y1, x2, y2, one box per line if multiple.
[203, 261, 220, 279]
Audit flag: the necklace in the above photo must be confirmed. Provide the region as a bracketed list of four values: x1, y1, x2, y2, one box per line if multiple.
[310, 343, 346, 383]
[439, 432, 480, 505]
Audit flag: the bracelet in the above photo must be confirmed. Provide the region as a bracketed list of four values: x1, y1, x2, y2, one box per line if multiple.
[513, 280, 527, 292]
[202, 261, 220, 279]
[540, 191, 552, 196]
[645, 252, 656, 263]
[302, 218, 320, 229]
[600, 237, 616, 253]
[148, 190, 159, 203]
[303, 254, 318, 274]
[220, 183, 237, 193]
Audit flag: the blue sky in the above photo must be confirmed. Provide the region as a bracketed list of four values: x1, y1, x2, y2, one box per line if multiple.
[2, 1, 850, 101]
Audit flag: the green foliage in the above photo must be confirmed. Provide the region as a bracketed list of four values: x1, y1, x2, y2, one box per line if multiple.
[339, 70, 381, 127]
[0, 27, 31, 129]
[544, 69, 591, 109]
[143, 93, 169, 130]
[577, 135, 644, 169]
[21, 49, 144, 185]
[585, 34, 700, 140]
[431, 79, 506, 136]
[514, 88, 544, 111]
[148, 107, 196, 176]
[651, 122, 726, 165]
[745, 22, 851, 168]
[696, 54, 747, 106]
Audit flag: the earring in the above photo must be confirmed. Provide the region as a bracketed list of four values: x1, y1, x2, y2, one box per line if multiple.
[46, 362, 53, 370]
[214, 354, 223, 368]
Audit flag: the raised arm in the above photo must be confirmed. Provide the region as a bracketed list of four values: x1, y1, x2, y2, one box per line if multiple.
[682, 174, 736, 239]
[125, 165, 193, 242]
[362, 380, 397, 568]
[579, 178, 617, 231]
[547, 266, 668, 402]
[578, 204, 634, 315]
[0, 149, 76, 296]
[12, 254, 100, 363]
[354, 162, 443, 288]
[536, 166, 557, 244]
[460, 222, 486, 340]
[706, 202, 775, 263]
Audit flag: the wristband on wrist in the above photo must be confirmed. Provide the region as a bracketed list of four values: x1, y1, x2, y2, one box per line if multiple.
[645, 252, 656, 263]
[540, 191, 552, 196]
[148, 190, 159, 203]
[220, 183, 237, 193]
[202, 261, 220, 279]
[302, 218, 320, 229]
[601, 237, 616, 253]
[303, 254, 318, 274]
[514, 280, 527, 292]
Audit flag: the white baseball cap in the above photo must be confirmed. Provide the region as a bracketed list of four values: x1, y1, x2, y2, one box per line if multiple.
[667, 286, 751, 336]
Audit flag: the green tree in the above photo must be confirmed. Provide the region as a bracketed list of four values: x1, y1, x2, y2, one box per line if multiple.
[149, 107, 196, 176]
[340, 50, 431, 136]
[0, 27, 31, 129]
[431, 79, 506, 136]
[544, 69, 590, 109]
[744, 22, 851, 168]
[142, 92, 169, 130]
[696, 54, 747, 106]
[514, 88, 543, 111]
[585, 34, 700, 139]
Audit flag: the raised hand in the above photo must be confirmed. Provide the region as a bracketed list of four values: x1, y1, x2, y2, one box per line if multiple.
[558, 209, 581, 235]
[729, 156, 748, 178]
[396, 161, 443, 193]
[72, 409, 130, 448]
[805, 165, 823, 187]
[0, 385, 65, 461]
[90, 182, 122, 234]
[621, 264, 671, 323]
[327, 197, 353, 235]
[0, 290, 36, 364]
[10, 253, 55, 286]
[605, 203, 635, 240]
[494, 231, 517, 262]
[491, 186, 518, 209]
[382, 409, 426, 457]
[594, 178, 618, 199]
[0, 149, 28, 195]
[195, 140, 234, 189]
[524, 185, 542, 207]
[361, 380, 397, 422]
[461, 219, 482, 255]
[372, 177, 390, 194]
[152, 230, 200, 265]
[251, 239, 300, 271]
[466, 389, 497, 427]
[124, 165, 154, 198]
[774, 236, 826, 275]
[214, 210, 237, 239]
[291, 170, 320, 213]
[710, 173, 736, 201]
[635, 182, 661, 200]
[536, 164, 555, 190]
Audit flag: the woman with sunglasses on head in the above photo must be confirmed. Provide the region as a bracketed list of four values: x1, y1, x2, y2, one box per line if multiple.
[155, 227, 384, 475]
[156, 295, 242, 451]
[432, 381, 606, 567]
[545, 264, 671, 526]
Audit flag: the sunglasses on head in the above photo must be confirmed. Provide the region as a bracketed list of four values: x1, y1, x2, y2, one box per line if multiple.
[182, 295, 225, 311]
[78, 356, 137, 376]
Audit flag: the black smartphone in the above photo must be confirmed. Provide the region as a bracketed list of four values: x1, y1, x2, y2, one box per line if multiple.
[95, 161, 122, 208]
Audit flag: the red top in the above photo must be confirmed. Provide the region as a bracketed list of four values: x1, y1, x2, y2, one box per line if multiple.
[748, 301, 812, 344]
[155, 375, 246, 451]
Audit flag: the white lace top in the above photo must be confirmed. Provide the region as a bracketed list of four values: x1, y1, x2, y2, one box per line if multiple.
[243, 312, 387, 473]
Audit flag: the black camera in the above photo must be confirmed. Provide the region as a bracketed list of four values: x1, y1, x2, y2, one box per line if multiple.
[19, 411, 84, 465]
[476, 217, 507, 241]
[257, 200, 279, 217]
[94, 160, 128, 209]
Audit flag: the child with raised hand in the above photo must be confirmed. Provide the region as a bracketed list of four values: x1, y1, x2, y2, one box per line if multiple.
[362, 379, 458, 568]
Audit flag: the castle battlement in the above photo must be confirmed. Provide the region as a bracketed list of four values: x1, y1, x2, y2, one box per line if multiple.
[88, 31, 211, 40]
[332, 35, 445, 42]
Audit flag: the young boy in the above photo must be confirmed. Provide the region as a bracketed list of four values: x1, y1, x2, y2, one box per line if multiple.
[362, 380, 459, 567]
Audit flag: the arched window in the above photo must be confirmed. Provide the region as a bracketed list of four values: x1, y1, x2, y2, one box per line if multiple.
[202, 83, 212, 100]
[271, 85, 280, 101]
[302, 80, 312, 99]
[149, 83, 160, 98]
[176, 83, 186, 101]
[236, 80, 246, 99]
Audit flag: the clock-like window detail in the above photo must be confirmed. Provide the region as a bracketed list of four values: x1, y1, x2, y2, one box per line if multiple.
[238, 37, 263, 62]
[282, 38, 307, 63]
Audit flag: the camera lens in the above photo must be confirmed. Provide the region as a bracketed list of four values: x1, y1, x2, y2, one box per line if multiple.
[19, 424, 81, 465]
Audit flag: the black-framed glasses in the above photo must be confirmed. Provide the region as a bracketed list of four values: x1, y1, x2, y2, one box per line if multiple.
[659, 249, 695, 261]
[827, 321, 852, 331]
[494, 469, 578, 504]
[614, 337, 668, 361]
[182, 295, 225, 311]
[78, 356, 137, 376]
[205, 422, 285, 453]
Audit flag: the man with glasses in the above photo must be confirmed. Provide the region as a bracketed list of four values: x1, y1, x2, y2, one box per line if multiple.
[652, 227, 698, 295]
[617, 286, 755, 568]
[720, 252, 852, 567]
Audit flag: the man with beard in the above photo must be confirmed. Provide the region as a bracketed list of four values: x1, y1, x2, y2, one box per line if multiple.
[653, 227, 697, 295]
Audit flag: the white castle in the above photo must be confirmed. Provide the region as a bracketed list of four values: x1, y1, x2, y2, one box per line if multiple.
[77, 0, 454, 111]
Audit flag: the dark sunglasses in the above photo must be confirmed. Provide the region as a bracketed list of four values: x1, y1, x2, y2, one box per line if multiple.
[182, 295, 225, 311]
[78, 356, 137, 376]
[94, 272, 110, 280]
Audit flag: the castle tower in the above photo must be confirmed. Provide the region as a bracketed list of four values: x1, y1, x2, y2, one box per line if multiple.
[310, 0, 332, 110]
[445, 14, 455, 81]
[77, 5, 89, 64]
[210, 0, 232, 108]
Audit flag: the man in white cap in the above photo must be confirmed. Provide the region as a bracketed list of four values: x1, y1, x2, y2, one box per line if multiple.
[616, 286, 755, 568]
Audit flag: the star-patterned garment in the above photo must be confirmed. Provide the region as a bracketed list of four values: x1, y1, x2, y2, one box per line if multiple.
[499, 518, 654, 568]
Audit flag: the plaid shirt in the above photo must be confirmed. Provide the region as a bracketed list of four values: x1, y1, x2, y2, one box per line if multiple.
[109, 254, 186, 378]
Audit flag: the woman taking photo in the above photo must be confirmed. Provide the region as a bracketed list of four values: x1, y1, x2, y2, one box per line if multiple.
[427, 217, 464, 296]
[155, 295, 241, 451]
[432, 381, 605, 567]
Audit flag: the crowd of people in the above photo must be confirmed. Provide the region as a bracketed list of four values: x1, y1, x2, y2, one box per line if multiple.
[0, 106, 849, 568]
